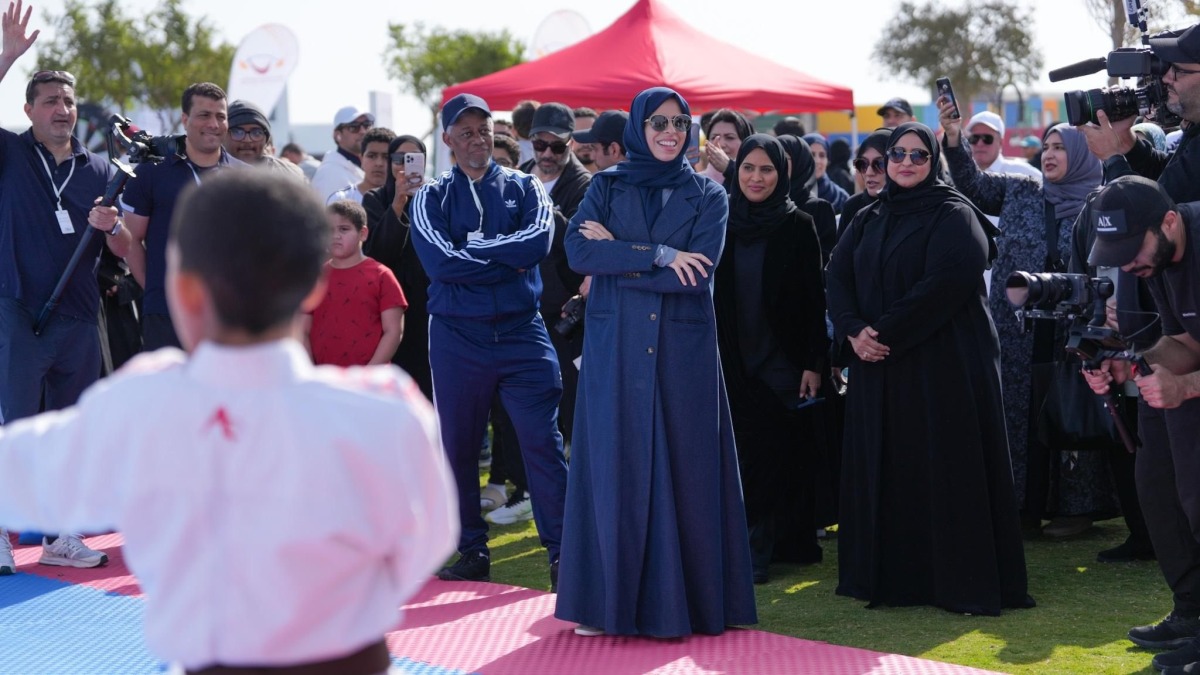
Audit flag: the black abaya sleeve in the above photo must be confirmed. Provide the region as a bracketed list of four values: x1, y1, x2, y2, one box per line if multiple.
[871, 202, 988, 356]
[825, 214, 869, 345]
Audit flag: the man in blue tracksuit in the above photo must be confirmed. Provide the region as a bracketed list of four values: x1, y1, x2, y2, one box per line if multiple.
[411, 94, 567, 589]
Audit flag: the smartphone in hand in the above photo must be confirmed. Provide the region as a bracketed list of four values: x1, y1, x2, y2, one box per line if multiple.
[936, 77, 960, 119]
[404, 153, 425, 188]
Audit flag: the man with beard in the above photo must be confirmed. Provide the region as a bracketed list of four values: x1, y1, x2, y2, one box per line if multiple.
[1079, 25, 1200, 667]
[326, 127, 394, 205]
[1081, 176, 1200, 675]
[571, 107, 598, 173]
[223, 100, 303, 179]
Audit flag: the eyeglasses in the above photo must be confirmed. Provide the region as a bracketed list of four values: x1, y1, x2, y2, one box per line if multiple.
[853, 157, 886, 173]
[532, 139, 569, 154]
[339, 121, 370, 133]
[968, 134, 996, 146]
[25, 70, 75, 101]
[886, 148, 932, 166]
[644, 114, 691, 133]
[229, 127, 266, 141]
[1170, 63, 1200, 77]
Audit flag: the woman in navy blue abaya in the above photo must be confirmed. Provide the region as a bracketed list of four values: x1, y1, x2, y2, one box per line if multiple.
[554, 87, 757, 637]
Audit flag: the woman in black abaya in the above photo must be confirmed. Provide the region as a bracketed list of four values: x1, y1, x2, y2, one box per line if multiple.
[826, 123, 1033, 615]
[714, 135, 827, 584]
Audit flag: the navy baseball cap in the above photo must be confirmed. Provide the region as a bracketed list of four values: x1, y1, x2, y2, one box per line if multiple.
[876, 97, 914, 117]
[441, 94, 492, 131]
[573, 110, 629, 145]
[1151, 25, 1200, 65]
[1087, 175, 1174, 267]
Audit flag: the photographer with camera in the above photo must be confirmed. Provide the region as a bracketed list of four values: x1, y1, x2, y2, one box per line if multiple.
[1080, 176, 1200, 673]
[1077, 25, 1200, 204]
[0, 0, 133, 571]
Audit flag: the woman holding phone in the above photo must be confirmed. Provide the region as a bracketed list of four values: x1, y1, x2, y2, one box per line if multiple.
[362, 134, 432, 397]
[827, 122, 1032, 615]
[556, 86, 757, 638]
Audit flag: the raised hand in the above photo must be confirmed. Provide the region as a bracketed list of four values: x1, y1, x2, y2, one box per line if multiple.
[2, 0, 40, 65]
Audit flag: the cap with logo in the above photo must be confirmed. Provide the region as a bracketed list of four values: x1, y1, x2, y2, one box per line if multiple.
[876, 97, 914, 117]
[573, 110, 629, 145]
[441, 93, 492, 131]
[1087, 175, 1174, 267]
[333, 106, 374, 129]
[966, 110, 1005, 139]
[528, 102, 574, 139]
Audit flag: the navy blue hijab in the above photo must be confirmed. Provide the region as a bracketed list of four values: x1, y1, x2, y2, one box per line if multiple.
[607, 87, 695, 189]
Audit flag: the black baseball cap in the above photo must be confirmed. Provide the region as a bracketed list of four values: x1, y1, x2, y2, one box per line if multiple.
[1150, 24, 1200, 65]
[441, 93, 491, 131]
[1087, 175, 1174, 267]
[876, 98, 914, 117]
[573, 110, 629, 145]
[529, 102, 574, 138]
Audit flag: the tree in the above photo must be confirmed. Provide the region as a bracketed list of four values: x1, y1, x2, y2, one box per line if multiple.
[383, 22, 525, 136]
[35, 0, 234, 131]
[873, 0, 1042, 117]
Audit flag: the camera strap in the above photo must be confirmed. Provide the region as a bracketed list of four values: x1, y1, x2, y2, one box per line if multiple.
[1043, 200, 1064, 272]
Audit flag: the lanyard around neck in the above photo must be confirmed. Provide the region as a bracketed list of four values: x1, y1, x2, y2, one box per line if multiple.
[36, 148, 76, 210]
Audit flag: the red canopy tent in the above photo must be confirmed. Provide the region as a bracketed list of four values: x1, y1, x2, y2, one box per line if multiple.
[441, 0, 854, 114]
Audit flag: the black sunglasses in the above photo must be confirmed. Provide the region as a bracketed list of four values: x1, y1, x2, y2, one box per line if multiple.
[853, 157, 886, 173]
[886, 148, 932, 166]
[532, 139, 569, 154]
[229, 127, 266, 141]
[339, 121, 370, 133]
[25, 70, 75, 100]
[644, 114, 691, 133]
[968, 134, 996, 146]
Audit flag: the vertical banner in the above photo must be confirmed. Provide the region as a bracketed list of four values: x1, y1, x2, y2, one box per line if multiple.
[227, 24, 300, 118]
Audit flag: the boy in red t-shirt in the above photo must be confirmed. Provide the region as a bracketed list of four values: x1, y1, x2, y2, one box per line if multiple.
[304, 200, 407, 366]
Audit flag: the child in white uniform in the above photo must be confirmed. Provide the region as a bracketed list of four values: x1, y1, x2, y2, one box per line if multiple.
[0, 170, 458, 674]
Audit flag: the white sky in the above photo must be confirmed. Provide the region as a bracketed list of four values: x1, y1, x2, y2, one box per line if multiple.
[0, 0, 1175, 133]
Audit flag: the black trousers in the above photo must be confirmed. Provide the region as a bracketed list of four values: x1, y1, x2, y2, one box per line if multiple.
[1137, 398, 1200, 614]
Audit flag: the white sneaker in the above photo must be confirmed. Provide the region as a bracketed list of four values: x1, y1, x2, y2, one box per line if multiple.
[486, 492, 533, 525]
[39, 534, 108, 568]
[480, 483, 507, 511]
[574, 624, 605, 637]
[0, 529, 13, 575]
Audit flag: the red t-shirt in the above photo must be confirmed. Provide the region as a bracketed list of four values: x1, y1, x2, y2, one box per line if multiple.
[310, 257, 408, 366]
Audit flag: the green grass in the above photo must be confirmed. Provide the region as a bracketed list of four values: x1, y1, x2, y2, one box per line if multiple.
[478, 515, 1166, 674]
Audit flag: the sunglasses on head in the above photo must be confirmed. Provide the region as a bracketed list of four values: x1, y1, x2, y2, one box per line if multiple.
[532, 139, 569, 154]
[644, 114, 691, 133]
[886, 148, 932, 166]
[229, 127, 266, 141]
[853, 157, 886, 174]
[968, 134, 996, 145]
[25, 70, 75, 100]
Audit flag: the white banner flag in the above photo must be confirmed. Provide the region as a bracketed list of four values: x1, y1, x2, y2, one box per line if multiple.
[227, 24, 300, 114]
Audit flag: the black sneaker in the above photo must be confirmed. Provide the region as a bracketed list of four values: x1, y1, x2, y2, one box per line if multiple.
[437, 550, 490, 582]
[1163, 662, 1200, 675]
[550, 559, 559, 593]
[1097, 539, 1156, 563]
[1155, 640, 1200, 670]
[1129, 611, 1200, 650]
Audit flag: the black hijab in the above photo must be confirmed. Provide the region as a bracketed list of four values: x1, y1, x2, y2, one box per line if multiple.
[877, 123, 997, 260]
[727, 134, 797, 240]
[380, 134, 427, 207]
[855, 128, 893, 164]
[776, 134, 816, 204]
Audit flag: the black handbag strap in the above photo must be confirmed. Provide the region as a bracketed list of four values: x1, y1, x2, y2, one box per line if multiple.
[1044, 200, 1064, 272]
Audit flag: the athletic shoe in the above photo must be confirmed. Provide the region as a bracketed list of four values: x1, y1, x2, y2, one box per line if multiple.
[39, 534, 108, 568]
[480, 483, 507, 511]
[1155, 640, 1200, 671]
[0, 529, 14, 575]
[1129, 611, 1200, 650]
[436, 550, 490, 582]
[574, 625, 604, 637]
[1163, 662, 1200, 675]
[487, 492, 533, 525]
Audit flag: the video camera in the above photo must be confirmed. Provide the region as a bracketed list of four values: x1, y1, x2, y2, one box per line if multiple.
[107, 114, 182, 165]
[1049, 0, 1181, 128]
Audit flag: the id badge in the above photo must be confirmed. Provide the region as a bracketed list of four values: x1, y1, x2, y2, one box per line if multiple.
[467, 230, 484, 241]
[55, 209, 74, 235]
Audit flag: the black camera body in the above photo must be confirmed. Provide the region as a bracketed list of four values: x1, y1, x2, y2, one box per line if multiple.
[554, 294, 586, 338]
[1052, 0, 1181, 128]
[108, 115, 182, 165]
